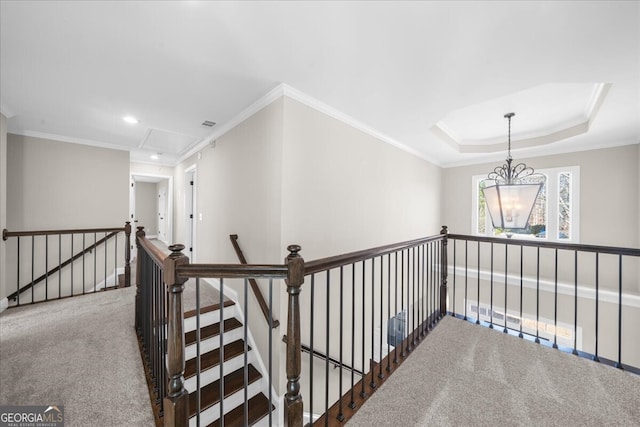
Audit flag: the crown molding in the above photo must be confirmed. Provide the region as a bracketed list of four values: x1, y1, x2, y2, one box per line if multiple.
[17, 130, 131, 152]
[177, 84, 287, 164]
[177, 83, 440, 167]
[281, 84, 439, 165]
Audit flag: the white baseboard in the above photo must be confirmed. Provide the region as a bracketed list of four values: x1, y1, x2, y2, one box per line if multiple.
[0, 297, 8, 313]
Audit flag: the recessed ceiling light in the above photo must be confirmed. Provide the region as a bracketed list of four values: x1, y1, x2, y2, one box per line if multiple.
[150, 154, 159, 160]
[123, 116, 139, 124]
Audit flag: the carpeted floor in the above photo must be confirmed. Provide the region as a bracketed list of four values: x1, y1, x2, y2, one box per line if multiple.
[347, 316, 640, 427]
[0, 287, 155, 426]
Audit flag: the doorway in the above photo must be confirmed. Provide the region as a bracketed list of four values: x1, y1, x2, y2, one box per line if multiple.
[130, 173, 174, 254]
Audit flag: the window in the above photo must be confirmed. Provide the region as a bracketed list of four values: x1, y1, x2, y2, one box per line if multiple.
[472, 166, 580, 242]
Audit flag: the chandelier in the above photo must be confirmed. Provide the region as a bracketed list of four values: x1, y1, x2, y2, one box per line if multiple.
[481, 113, 545, 237]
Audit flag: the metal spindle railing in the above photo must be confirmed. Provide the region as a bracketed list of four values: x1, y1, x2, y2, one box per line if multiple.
[2, 223, 131, 307]
[447, 233, 640, 374]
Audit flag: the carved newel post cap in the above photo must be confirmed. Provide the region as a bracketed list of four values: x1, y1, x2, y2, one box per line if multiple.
[287, 244, 302, 256]
[136, 226, 145, 232]
[168, 244, 186, 258]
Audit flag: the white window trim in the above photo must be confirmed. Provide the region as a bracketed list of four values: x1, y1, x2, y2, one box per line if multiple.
[472, 166, 580, 243]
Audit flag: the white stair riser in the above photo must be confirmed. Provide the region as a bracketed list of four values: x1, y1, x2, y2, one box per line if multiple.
[184, 351, 256, 392]
[184, 307, 236, 333]
[188, 380, 263, 427]
[184, 328, 244, 360]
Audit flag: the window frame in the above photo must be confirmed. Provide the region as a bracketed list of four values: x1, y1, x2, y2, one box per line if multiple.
[472, 166, 580, 243]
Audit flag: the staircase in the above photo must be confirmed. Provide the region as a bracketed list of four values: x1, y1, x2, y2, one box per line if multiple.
[182, 299, 275, 427]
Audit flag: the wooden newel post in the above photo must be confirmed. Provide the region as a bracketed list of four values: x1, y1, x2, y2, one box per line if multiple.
[124, 221, 131, 288]
[284, 244, 304, 427]
[163, 244, 190, 427]
[135, 226, 145, 333]
[440, 225, 448, 317]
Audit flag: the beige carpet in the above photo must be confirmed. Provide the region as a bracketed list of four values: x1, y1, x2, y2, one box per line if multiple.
[0, 287, 155, 426]
[347, 316, 640, 427]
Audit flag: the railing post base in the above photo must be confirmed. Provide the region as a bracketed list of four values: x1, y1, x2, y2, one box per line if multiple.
[163, 391, 189, 427]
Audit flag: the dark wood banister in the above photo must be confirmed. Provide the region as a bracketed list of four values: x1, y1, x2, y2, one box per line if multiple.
[229, 234, 280, 328]
[3, 224, 132, 301]
[447, 233, 640, 256]
[304, 233, 446, 275]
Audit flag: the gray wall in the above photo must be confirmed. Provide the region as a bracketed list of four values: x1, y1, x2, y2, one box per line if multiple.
[442, 144, 639, 248]
[7, 134, 129, 230]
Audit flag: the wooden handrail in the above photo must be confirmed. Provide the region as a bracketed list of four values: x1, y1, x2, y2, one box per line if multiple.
[447, 233, 640, 257]
[282, 334, 364, 376]
[3, 226, 126, 240]
[7, 230, 122, 301]
[136, 233, 169, 267]
[229, 234, 280, 328]
[304, 233, 446, 275]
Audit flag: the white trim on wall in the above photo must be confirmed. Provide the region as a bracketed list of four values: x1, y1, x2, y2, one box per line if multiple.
[178, 83, 437, 166]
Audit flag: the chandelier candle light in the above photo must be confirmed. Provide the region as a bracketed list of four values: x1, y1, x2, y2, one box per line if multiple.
[482, 113, 545, 238]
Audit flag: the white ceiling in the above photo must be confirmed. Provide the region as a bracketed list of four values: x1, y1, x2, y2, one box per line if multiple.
[1, 1, 638, 167]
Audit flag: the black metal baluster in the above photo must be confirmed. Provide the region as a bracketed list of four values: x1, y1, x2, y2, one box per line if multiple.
[519, 245, 524, 338]
[393, 252, 398, 364]
[421, 245, 425, 334]
[338, 266, 345, 421]
[504, 244, 508, 333]
[387, 254, 391, 372]
[360, 261, 367, 397]
[452, 240, 456, 316]
[400, 251, 406, 357]
[244, 278, 249, 426]
[593, 253, 600, 362]
[489, 243, 494, 329]
[31, 236, 35, 303]
[616, 255, 623, 370]
[93, 233, 97, 293]
[70, 234, 74, 296]
[325, 270, 331, 426]
[410, 248, 416, 348]
[553, 249, 558, 349]
[464, 240, 468, 321]
[535, 247, 540, 344]
[310, 274, 315, 416]
[573, 251, 579, 355]
[104, 232, 108, 289]
[349, 266, 355, 408]
[159, 264, 166, 412]
[431, 242, 436, 327]
[196, 278, 201, 426]
[114, 234, 118, 289]
[15, 237, 20, 306]
[45, 235, 48, 301]
[476, 241, 481, 325]
[82, 234, 86, 294]
[378, 255, 384, 380]
[370, 257, 376, 388]
[425, 244, 430, 330]
[268, 278, 273, 426]
[219, 278, 224, 425]
[58, 235, 62, 298]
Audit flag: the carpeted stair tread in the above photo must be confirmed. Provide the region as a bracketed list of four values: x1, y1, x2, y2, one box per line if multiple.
[205, 393, 274, 427]
[184, 339, 251, 379]
[184, 318, 243, 347]
[187, 364, 262, 417]
[185, 299, 235, 319]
